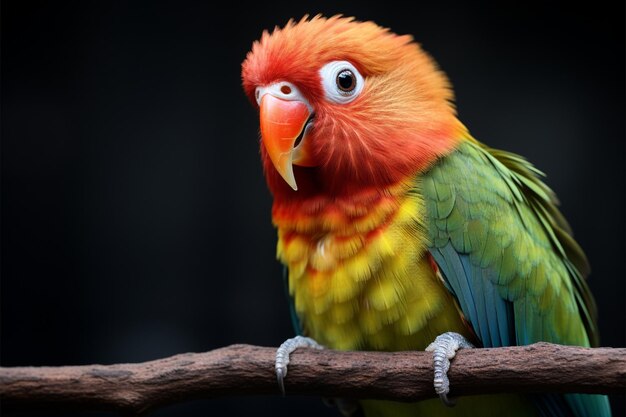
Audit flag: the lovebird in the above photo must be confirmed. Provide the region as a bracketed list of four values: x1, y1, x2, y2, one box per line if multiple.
[241, 15, 611, 417]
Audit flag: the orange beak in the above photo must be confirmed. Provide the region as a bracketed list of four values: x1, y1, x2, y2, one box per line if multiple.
[259, 94, 313, 191]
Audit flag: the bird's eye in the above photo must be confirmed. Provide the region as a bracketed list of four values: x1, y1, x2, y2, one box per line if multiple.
[336, 70, 356, 92]
[320, 61, 364, 104]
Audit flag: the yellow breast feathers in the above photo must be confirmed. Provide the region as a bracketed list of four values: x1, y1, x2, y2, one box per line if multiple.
[273, 182, 466, 351]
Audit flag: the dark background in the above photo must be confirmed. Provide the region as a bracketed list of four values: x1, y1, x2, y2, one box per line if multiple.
[2, 1, 624, 416]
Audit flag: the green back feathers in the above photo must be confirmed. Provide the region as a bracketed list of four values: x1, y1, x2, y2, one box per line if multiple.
[423, 139, 598, 347]
[422, 139, 610, 417]
[484, 144, 598, 347]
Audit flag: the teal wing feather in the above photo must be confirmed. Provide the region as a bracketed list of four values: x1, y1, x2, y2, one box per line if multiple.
[422, 140, 610, 417]
[283, 266, 303, 336]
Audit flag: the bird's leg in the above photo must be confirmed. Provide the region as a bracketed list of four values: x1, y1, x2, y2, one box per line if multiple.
[425, 332, 474, 407]
[275, 336, 324, 395]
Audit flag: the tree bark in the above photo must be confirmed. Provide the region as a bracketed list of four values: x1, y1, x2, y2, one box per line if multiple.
[1, 342, 624, 415]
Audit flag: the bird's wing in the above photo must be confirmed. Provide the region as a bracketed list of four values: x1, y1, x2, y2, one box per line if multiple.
[422, 139, 610, 417]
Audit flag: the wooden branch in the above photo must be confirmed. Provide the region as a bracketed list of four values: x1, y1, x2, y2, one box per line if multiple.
[1, 343, 624, 414]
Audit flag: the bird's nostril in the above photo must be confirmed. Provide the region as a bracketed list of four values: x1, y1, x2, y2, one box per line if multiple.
[281, 85, 292, 95]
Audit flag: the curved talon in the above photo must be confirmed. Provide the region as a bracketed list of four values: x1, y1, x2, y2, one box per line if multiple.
[276, 367, 286, 396]
[440, 392, 456, 407]
[275, 336, 323, 395]
[425, 332, 473, 407]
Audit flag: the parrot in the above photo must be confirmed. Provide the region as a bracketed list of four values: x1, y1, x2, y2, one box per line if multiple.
[241, 15, 611, 417]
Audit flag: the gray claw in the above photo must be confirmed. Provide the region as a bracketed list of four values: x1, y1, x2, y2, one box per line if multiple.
[276, 366, 286, 396]
[275, 336, 323, 395]
[440, 392, 456, 407]
[425, 332, 474, 407]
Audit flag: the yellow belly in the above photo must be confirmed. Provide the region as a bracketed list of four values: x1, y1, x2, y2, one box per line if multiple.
[274, 181, 471, 351]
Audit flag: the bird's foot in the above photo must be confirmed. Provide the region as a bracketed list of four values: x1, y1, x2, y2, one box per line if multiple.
[275, 336, 324, 395]
[425, 332, 474, 407]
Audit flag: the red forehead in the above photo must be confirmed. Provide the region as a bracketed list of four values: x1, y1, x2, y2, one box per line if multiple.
[241, 15, 413, 104]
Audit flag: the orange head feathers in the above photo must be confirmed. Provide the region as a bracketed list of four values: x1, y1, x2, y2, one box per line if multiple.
[242, 15, 464, 198]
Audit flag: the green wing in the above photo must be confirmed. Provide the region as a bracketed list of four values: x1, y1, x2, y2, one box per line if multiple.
[422, 139, 609, 417]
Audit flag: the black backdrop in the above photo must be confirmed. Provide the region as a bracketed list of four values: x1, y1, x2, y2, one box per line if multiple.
[2, 1, 624, 416]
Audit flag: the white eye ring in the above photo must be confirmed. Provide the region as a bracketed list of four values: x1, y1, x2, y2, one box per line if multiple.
[319, 61, 364, 104]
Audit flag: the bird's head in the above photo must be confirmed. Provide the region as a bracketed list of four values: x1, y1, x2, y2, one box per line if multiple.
[242, 16, 464, 198]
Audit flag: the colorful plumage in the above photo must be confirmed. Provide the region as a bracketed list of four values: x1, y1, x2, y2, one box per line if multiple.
[241, 15, 611, 417]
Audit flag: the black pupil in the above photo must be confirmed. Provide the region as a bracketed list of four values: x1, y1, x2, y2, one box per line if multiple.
[337, 70, 355, 92]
